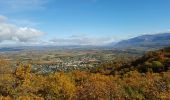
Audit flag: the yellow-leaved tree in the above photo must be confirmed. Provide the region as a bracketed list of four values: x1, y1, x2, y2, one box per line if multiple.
[46, 72, 76, 99]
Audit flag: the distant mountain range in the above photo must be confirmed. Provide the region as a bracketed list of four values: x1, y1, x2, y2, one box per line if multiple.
[113, 33, 170, 49]
[0, 33, 170, 52]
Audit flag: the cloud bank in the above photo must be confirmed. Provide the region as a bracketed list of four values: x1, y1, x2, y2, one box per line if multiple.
[50, 35, 114, 46]
[0, 15, 43, 44]
[0, 15, 115, 46]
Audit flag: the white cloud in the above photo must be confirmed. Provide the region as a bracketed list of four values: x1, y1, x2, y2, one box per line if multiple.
[50, 35, 115, 46]
[0, 0, 52, 13]
[0, 15, 43, 44]
[0, 15, 115, 46]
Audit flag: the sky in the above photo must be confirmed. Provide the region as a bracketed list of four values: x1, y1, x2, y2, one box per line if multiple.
[0, 0, 170, 46]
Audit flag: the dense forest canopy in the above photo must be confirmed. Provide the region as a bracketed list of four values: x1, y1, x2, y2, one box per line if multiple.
[0, 46, 170, 99]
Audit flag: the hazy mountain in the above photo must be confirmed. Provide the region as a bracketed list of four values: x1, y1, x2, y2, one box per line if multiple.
[1, 33, 170, 52]
[114, 33, 170, 49]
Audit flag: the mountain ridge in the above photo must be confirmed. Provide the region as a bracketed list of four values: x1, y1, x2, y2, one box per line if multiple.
[113, 33, 170, 49]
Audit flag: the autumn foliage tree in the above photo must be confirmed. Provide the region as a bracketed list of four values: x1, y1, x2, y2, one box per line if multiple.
[1, 46, 170, 99]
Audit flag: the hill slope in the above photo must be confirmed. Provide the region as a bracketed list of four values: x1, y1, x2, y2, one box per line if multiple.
[92, 46, 170, 75]
[114, 33, 170, 49]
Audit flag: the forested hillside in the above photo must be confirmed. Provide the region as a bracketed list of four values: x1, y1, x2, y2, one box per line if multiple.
[0, 47, 170, 99]
[92, 46, 170, 75]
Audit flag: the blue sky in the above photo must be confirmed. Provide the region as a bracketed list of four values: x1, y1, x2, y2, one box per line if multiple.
[0, 0, 170, 46]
